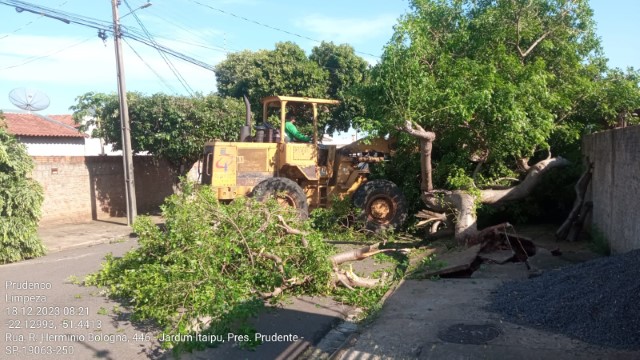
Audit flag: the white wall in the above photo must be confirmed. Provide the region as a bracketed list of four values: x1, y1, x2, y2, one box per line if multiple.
[83, 137, 122, 156]
[19, 136, 86, 156]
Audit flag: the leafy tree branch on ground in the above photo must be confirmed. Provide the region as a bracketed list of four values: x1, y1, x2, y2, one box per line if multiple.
[0, 114, 45, 264]
[85, 184, 409, 354]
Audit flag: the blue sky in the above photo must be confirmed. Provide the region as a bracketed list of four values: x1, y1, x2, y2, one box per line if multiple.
[0, 0, 638, 116]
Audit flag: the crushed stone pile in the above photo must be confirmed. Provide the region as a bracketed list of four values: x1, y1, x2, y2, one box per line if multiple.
[489, 248, 640, 350]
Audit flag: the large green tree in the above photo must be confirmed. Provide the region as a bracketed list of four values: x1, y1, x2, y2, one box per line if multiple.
[0, 114, 45, 263]
[310, 41, 371, 133]
[71, 93, 246, 175]
[214, 41, 370, 134]
[361, 0, 640, 241]
[215, 42, 329, 107]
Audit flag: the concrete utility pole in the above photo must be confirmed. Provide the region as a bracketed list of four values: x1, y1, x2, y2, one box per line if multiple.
[111, 0, 137, 225]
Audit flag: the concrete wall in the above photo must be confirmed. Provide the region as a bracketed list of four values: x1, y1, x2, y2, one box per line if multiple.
[583, 125, 640, 253]
[31, 156, 176, 225]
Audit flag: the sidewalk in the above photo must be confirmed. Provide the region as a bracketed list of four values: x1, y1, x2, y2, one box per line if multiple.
[38, 216, 162, 253]
[39, 218, 132, 253]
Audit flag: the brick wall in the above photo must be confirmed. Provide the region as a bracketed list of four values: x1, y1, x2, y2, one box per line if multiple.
[583, 125, 640, 253]
[31, 156, 176, 225]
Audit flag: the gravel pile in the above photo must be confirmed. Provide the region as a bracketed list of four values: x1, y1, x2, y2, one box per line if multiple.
[488, 249, 640, 350]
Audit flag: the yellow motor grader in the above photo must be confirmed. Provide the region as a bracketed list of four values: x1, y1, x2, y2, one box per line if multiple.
[200, 95, 407, 231]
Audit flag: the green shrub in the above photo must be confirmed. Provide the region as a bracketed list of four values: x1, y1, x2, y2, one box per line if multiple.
[0, 123, 45, 263]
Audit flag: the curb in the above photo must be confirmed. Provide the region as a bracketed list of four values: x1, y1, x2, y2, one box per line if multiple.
[43, 232, 135, 254]
[300, 279, 405, 359]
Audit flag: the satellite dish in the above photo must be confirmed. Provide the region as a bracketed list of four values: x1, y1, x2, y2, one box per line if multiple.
[8, 88, 50, 112]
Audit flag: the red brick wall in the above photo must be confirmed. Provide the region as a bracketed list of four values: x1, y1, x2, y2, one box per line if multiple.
[31, 156, 176, 225]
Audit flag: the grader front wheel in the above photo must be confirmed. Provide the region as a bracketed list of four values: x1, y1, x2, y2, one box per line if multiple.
[352, 179, 408, 232]
[251, 178, 309, 219]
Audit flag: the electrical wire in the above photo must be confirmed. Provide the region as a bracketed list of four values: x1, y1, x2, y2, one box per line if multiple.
[0, 0, 376, 79]
[0, 0, 113, 32]
[0, 0, 69, 41]
[132, 4, 235, 54]
[124, 0, 194, 95]
[123, 37, 178, 94]
[0, 0, 219, 73]
[0, 36, 93, 71]
[184, 0, 380, 59]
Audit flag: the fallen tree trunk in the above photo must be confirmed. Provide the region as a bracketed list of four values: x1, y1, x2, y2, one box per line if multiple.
[402, 120, 571, 244]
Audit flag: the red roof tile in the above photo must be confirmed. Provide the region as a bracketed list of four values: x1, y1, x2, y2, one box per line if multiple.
[2, 113, 86, 138]
[48, 114, 79, 128]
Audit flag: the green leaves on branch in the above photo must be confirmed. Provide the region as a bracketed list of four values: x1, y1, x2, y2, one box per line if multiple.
[0, 119, 45, 264]
[214, 41, 370, 135]
[362, 0, 639, 187]
[71, 93, 246, 174]
[85, 184, 334, 352]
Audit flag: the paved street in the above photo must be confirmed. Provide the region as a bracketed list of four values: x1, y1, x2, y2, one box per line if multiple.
[1, 238, 159, 359]
[1, 221, 352, 360]
[6, 221, 639, 360]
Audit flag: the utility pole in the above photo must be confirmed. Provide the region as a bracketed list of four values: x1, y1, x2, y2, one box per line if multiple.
[111, 0, 137, 225]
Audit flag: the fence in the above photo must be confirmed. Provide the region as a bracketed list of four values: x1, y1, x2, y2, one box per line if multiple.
[31, 156, 176, 225]
[583, 125, 640, 253]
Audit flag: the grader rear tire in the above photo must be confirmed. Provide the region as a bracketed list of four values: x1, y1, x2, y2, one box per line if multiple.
[352, 179, 408, 232]
[251, 178, 309, 219]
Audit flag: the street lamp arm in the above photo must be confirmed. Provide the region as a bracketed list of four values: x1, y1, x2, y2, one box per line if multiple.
[121, 2, 152, 19]
[15, 6, 71, 23]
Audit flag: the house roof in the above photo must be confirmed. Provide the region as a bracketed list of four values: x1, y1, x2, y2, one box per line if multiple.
[48, 114, 78, 128]
[2, 112, 86, 138]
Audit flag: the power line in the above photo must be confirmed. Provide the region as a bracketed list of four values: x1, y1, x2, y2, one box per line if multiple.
[134, 5, 236, 54]
[0, 0, 113, 31]
[0, 0, 376, 84]
[124, 0, 194, 95]
[184, 0, 380, 59]
[0, 36, 93, 70]
[0, 0, 219, 73]
[123, 37, 178, 94]
[0, 0, 69, 41]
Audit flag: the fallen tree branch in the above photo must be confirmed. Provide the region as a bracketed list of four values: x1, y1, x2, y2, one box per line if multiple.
[480, 157, 571, 205]
[260, 276, 313, 299]
[556, 164, 592, 241]
[277, 215, 307, 235]
[331, 243, 400, 265]
[277, 215, 309, 247]
[415, 209, 448, 229]
[334, 266, 383, 288]
[257, 209, 272, 233]
[258, 252, 284, 275]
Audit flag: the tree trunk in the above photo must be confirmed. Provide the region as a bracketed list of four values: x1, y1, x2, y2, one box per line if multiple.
[401, 120, 435, 192]
[451, 157, 570, 242]
[479, 157, 570, 205]
[401, 121, 570, 243]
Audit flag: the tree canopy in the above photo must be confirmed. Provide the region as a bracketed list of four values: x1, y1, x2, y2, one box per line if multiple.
[0, 114, 45, 263]
[71, 93, 246, 174]
[361, 0, 639, 189]
[214, 41, 370, 134]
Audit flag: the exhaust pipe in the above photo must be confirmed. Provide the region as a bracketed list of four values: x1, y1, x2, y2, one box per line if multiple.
[239, 94, 252, 141]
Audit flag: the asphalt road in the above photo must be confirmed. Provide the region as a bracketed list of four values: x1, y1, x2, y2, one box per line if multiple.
[1, 239, 350, 360]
